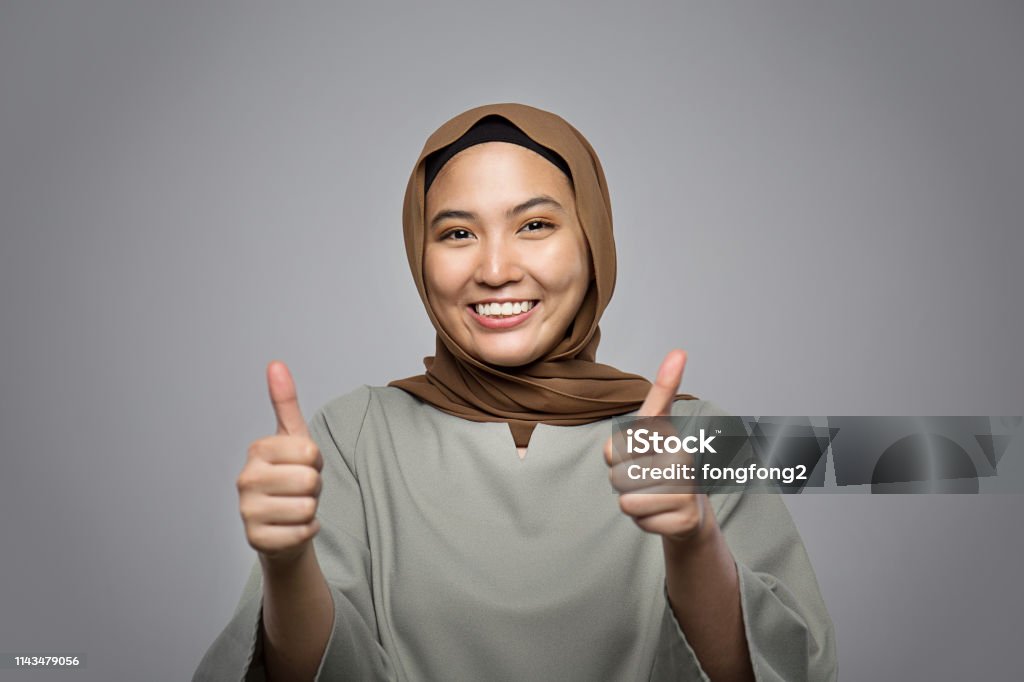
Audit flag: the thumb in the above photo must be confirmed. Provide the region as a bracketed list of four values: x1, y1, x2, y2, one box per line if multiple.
[638, 349, 687, 418]
[267, 361, 309, 437]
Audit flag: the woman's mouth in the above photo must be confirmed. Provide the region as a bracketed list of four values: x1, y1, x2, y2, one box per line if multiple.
[467, 300, 539, 329]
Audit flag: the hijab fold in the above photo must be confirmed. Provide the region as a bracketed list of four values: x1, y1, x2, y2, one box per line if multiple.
[388, 103, 695, 447]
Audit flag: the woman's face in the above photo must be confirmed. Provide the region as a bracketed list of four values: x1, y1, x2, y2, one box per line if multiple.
[423, 142, 592, 367]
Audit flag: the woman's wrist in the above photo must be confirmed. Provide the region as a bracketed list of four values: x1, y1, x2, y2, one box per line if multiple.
[661, 495, 719, 556]
[260, 542, 319, 583]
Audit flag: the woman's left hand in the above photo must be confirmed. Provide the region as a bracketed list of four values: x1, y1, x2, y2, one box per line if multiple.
[604, 349, 710, 544]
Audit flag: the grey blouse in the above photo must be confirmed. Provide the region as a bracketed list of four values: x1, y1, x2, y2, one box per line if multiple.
[194, 386, 837, 681]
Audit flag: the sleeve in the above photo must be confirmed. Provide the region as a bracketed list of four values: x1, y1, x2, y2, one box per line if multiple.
[193, 386, 397, 682]
[650, 401, 838, 682]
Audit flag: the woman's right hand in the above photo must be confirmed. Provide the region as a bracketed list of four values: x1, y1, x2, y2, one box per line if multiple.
[237, 361, 323, 564]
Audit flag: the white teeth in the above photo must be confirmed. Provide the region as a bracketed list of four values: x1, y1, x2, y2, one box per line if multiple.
[474, 301, 535, 317]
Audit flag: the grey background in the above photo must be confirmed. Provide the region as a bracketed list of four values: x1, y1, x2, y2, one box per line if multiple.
[1, 1, 1021, 680]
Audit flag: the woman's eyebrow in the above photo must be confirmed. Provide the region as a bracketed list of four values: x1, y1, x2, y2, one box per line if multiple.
[429, 209, 476, 230]
[507, 195, 565, 218]
[429, 196, 566, 231]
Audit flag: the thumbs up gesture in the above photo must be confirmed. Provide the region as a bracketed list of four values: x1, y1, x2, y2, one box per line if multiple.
[604, 350, 708, 543]
[237, 361, 323, 563]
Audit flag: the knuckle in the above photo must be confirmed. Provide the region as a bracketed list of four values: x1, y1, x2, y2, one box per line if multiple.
[247, 527, 267, 550]
[305, 521, 321, 540]
[303, 441, 320, 464]
[236, 468, 257, 491]
[282, 525, 306, 545]
[238, 498, 256, 522]
[609, 470, 625, 492]
[300, 497, 318, 519]
[248, 438, 269, 461]
[303, 469, 321, 494]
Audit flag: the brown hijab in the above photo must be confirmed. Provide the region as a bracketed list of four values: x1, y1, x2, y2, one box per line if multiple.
[389, 103, 695, 446]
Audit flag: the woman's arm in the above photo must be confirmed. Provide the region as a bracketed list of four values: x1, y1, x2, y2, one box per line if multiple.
[609, 351, 752, 678]
[662, 497, 753, 681]
[194, 384, 395, 682]
[616, 485, 753, 680]
[609, 351, 835, 680]
[260, 547, 334, 682]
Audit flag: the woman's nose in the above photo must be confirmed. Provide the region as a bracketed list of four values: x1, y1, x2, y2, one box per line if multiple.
[474, 241, 524, 287]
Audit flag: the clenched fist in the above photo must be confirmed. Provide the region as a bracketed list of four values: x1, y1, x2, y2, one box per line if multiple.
[237, 361, 323, 563]
[605, 349, 708, 543]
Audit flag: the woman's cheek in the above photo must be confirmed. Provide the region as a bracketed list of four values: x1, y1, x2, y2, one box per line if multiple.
[425, 252, 463, 301]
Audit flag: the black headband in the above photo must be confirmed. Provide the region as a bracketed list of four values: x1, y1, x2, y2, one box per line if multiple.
[423, 115, 573, 193]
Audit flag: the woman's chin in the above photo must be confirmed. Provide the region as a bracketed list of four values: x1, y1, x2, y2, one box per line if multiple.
[471, 344, 542, 369]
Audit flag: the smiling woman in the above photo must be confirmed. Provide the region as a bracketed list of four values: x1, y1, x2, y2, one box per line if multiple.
[193, 103, 837, 682]
[388, 109, 673, 451]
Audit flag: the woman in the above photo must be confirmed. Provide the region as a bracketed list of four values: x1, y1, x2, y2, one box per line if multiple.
[194, 103, 836, 681]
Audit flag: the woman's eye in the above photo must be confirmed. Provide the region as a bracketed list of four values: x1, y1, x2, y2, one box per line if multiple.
[519, 220, 555, 233]
[441, 228, 473, 241]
